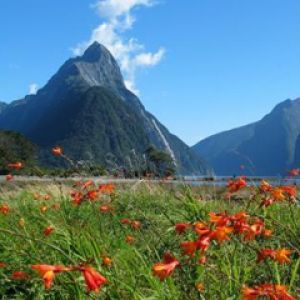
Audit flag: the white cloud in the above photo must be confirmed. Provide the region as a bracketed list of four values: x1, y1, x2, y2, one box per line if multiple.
[29, 83, 38, 95]
[94, 0, 154, 18]
[134, 48, 165, 66]
[72, 0, 164, 94]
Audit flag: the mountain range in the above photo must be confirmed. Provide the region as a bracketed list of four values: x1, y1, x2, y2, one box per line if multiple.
[193, 98, 300, 176]
[0, 42, 208, 175]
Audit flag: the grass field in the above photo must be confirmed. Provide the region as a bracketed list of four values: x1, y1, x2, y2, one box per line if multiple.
[0, 178, 300, 299]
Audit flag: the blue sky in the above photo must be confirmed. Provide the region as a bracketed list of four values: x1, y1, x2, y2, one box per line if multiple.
[1, 0, 300, 145]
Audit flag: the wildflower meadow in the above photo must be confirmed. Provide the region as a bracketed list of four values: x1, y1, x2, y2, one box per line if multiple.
[0, 148, 300, 299]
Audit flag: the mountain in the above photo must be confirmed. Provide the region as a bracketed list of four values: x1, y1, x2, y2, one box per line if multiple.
[0, 102, 7, 113]
[192, 98, 300, 176]
[0, 42, 208, 175]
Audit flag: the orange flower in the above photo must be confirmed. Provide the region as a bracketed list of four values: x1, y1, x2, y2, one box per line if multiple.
[194, 222, 210, 236]
[32, 264, 70, 289]
[70, 191, 84, 205]
[195, 282, 205, 292]
[44, 225, 55, 237]
[262, 229, 273, 237]
[99, 183, 115, 194]
[274, 249, 293, 264]
[83, 180, 94, 189]
[242, 284, 295, 300]
[152, 253, 180, 280]
[102, 256, 112, 267]
[12, 271, 28, 280]
[87, 190, 98, 201]
[52, 146, 63, 156]
[196, 235, 212, 252]
[40, 205, 48, 213]
[80, 266, 107, 293]
[209, 212, 229, 226]
[257, 249, 275, 263]
[227, 176, 247, 193]
[243, 218, 265, 241]
[181, 241, 198, 257]
[260, 197, 274, 208]
[7, 162, 23, 170]
[131, 220, 141, 230]
[210, 226, 233, 243]
[125, 235, 135, 244]
[0, 204, 10, 215]
[99, 205, 114, 213]
[271, 187, 285, 201]
[120, 218, 131, 225]
[6, 174, 13, 181]
[257, 248, 292, 264]
[44, 194, 51, 201]
[281, 185, 297, 198]
[259, 180, 272, 193]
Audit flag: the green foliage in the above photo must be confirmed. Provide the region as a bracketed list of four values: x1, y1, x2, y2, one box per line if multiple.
[0, 130, 36, 174]
[145, 145, 176, 177]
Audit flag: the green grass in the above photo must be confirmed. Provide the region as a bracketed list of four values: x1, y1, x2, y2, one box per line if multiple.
[0, 181, 300, 299]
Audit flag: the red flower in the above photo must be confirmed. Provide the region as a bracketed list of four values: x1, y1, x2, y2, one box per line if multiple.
[175, 223, 190, 235]
[259, 180, 272, 193]
[87, 190, 98, 201]
[227, 176, 247, 193]
[102, 256, 112, 267]
[80, 266, 107, 293]
[194, 222, 210, 236]
[32, 264, 70, 289]
[40, 205, 48, 213]
[43, 225, 55, 236]
[70, 191, 84, 205]
[12, 271, 28, 280]
[52, 146, 63, 156]
[152, 253, 180, 280]
[281, 186, 297, 198]
[242, 284, 295, 300]
[257, 248, 292, 264]
[131, 220, 141, 230]
[6, 174, 13, 181]
[181, 241, 198, 257]
[83, 180, 94, 189]
[99, 183, 115, 194]
[120, 218, 131, 225]
[0, 204, 10, 215]
[125, 235, 135, 244]
[99, 205, 114, 213]
[210, 226, 234, 243]
[7, 162, 23, 170]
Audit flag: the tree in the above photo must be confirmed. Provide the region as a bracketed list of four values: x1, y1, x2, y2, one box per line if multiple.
[0, 130, 37, 174]
[145, 145, 176, 177]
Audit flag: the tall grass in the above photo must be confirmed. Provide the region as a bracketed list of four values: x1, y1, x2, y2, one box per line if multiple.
[0, 181, 299, 299]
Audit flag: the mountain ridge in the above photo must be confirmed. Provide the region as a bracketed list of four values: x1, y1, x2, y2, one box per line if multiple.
[0, 42, 209, 175]
[193, 98, 300, 175]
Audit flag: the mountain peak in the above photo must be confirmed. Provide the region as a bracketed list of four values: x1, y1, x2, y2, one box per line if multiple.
[81, 42, 112, 63]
